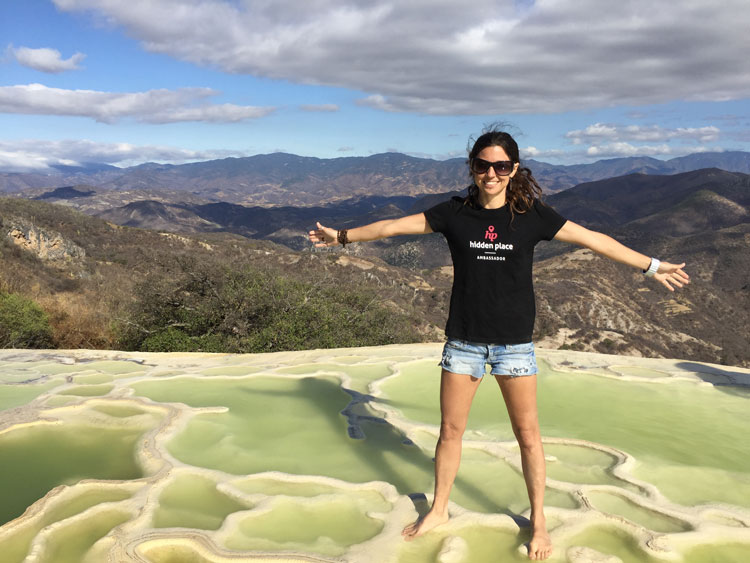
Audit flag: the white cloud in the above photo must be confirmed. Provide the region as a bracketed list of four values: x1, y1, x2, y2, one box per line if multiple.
[9, 45, 85, 73]
[0, 139, 247, 172]
[566, 123, 721, 144]
[556, 122, 724, 162]
[583, 142, 720, 159]
[586, 143, 669, 157]
[0, 84, 275, 123]
[520, 141, 723, 164]
[51, 0, 750, 115]
[0, 149, 54, 173]
[521, 146, 569, 160]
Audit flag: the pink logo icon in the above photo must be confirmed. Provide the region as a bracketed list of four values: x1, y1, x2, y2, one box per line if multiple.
[485, 225, 497, 242]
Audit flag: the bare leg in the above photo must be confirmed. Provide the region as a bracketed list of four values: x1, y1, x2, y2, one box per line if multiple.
[402, 369, 482, 541]
[495, 374, 552, 561]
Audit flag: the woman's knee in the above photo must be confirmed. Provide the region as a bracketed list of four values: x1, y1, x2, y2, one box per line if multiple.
[512, 422, 541, 448]
[439, 420, 466, 441]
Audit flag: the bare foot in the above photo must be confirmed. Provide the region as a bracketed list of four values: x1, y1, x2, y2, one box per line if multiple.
[527, 518, 552, 560]
[401, 509, 450, 542]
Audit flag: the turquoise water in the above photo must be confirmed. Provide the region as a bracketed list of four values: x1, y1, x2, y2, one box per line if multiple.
[1, 348, 749, 562]
[0, 423, 145, 525]
[154, 474, 249, 530]
[224, 496, 385, 556]
[133, 376, 438, 494]
[0, 380, 59, 411]
[380, 359, 750, 506]
[1, 486, 134, 563]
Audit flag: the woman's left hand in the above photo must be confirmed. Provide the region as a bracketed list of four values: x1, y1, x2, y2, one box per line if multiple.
[653, 262, 690, 291]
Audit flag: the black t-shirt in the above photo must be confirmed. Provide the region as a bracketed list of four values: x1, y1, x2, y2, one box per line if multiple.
[424, 196, 567, 344]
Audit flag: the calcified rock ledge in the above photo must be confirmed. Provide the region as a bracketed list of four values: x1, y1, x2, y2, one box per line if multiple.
[0, 345, 749, 563]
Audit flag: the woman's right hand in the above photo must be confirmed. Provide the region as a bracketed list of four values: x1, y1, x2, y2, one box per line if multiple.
[309, 222, 340, 247]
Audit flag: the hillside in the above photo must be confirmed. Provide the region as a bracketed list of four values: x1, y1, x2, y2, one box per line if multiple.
[545, 168, 750, 228]
[1, 186, 748, 367]
[531, 169, 750, 366]
[0, 197, 450, 351]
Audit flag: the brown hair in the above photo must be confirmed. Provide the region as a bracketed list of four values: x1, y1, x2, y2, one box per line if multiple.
[465, 128, 543, 218]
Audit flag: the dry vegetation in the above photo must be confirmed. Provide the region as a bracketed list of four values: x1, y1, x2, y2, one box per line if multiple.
[0, 197, 440, 352]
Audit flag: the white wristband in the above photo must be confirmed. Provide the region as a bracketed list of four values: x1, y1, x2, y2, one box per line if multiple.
[644, 258, 660, 277]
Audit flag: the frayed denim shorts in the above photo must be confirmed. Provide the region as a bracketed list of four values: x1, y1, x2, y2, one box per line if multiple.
[439, 338, 537, 378]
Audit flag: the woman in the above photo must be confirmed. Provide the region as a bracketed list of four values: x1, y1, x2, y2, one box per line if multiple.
[308, 129, 689, 561]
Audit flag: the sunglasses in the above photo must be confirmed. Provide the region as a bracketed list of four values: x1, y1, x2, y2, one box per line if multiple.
[470, 158, 514, 176]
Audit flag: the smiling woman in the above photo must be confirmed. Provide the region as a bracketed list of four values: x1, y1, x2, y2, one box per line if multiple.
[309, 125, 690, 560]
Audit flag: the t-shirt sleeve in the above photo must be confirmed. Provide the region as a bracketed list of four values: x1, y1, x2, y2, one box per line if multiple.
[424, 199, 456, 234]
[533, 199, 567, 241]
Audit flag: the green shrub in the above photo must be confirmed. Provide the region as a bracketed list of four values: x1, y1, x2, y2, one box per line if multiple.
[0, 292, 54, 349]
[141, 328, 198, 352]
[117, 259, 421, 353]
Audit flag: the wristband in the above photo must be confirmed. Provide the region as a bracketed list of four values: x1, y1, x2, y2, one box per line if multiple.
[644, 258, 660, 277]
[337, 229, 349, 247]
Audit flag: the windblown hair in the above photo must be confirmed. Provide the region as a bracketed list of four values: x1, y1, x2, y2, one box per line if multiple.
[464, 128, 544, 218]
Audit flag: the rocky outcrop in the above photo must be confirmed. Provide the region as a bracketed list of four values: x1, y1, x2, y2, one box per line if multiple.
[3, 217, 85, 261]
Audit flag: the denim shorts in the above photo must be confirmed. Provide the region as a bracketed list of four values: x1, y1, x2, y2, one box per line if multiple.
[439, 339, 537, 378]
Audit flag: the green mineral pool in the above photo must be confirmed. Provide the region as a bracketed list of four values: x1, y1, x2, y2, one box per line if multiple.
[1, 347, 748, 563]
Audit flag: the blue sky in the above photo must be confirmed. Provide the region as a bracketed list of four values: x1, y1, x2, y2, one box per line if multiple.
[1, 0, 749, 172]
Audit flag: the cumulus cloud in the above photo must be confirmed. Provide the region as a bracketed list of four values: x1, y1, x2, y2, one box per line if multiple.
[0, 84, 275, 123]
[521, 146, 569, 160]
[9, 45, 85, 73]
[550, 122, 724, 161]
[522, 141, 722, 163]
[566, 124, 721, 145]
[0, 139, 246, 172]
[51, 0, 750, 115]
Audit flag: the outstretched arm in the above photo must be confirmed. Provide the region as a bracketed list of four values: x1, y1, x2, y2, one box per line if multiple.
[308, 213, 432, 247]
[553, 220, 690, 291]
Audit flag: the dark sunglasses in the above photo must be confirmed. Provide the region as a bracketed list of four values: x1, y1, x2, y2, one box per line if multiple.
[470, 158, 514, 176]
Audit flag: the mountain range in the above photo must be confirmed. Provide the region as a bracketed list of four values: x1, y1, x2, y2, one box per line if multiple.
[4, 150, 750, 205]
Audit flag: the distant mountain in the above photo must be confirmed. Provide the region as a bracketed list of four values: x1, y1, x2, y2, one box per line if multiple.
[545, 168, 750, 229]
[4, 150, 750, 204]
[22, 185, 212, 215]
[96, 194, 425, 250]
[4, 153, 469, 205]
[27, 168, 750, 263]
[97, 200, 221, 232]
[667, 151, 750, 173]
[50, 162, 121, 174]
